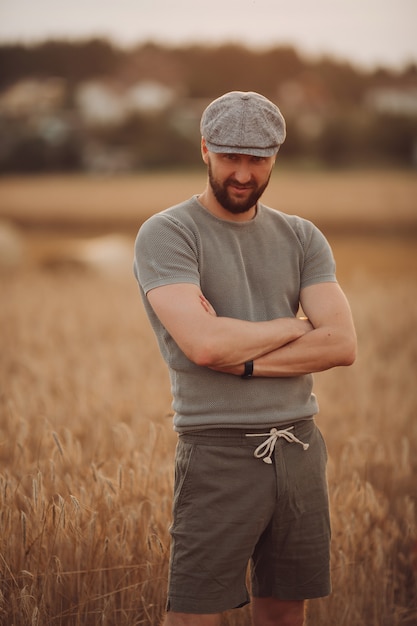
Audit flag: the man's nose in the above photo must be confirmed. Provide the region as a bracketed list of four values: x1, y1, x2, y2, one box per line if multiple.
[233, 160, 252, 184]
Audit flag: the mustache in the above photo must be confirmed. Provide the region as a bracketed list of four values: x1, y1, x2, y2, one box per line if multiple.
[226, 178, 256, 190]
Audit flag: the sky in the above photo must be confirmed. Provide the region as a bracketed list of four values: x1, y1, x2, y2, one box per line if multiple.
[0, 0, 416, 70]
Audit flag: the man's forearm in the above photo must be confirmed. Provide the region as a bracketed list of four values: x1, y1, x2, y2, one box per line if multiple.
[147, 284, 314, 369]
[254, 325, 356, 376]
[193, 315, 312, 368]
[211, 325, 356, 377]
[202, 282, 357, 377]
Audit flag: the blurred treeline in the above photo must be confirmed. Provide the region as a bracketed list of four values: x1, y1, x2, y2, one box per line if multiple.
[0, 38, 416, 173]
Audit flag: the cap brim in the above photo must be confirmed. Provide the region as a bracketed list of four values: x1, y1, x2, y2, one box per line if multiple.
[204, 140, 280, 158]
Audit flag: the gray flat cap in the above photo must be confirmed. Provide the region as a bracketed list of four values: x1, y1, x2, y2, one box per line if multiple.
[200, 91, 286, 157]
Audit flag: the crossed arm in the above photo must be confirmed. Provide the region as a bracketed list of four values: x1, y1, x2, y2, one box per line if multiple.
[146, 281, 357, 378]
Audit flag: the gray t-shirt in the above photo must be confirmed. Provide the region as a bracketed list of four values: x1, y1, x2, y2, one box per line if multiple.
[134, 195, 336, 433]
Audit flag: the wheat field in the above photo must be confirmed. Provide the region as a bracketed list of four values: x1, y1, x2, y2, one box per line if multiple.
[0, 171, 416, 625]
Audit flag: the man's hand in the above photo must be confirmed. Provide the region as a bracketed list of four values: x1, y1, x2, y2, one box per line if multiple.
[199, 294, 217, 317]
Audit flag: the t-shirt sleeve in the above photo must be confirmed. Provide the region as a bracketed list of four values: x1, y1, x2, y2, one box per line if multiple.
[134, 213, 201, 294]
[294, 218, 337, 289]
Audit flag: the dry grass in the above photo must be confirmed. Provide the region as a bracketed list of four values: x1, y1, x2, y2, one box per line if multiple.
[310, 277, 417, 626]
[0, 172, 416, 624]
[0, 269, 175, 625]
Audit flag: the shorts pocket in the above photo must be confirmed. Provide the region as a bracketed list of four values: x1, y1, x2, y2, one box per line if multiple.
[172, 439, 196, 511]
[314, 423, 328, 462]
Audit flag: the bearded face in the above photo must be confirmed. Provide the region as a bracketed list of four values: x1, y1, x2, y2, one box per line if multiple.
[207, 155, 272, 215]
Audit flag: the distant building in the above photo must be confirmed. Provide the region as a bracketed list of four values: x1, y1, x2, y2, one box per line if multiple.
[75, 82, 127, 126]
[127, 81, 174, 114]
[0, 78, 67, 117]
[365, 87, 417, 116]
[75, 80, 175, 126]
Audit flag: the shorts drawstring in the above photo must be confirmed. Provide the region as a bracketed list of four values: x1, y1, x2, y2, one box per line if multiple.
[246, 426, 310, 464]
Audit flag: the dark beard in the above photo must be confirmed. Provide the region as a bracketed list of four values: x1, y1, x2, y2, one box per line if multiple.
[208, 160, 270, 215]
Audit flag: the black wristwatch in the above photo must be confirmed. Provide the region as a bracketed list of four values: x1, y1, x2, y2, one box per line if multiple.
[241, 360, 254, 379]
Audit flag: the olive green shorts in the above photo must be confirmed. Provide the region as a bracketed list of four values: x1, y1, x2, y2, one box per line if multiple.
[167, 419, 331, 614]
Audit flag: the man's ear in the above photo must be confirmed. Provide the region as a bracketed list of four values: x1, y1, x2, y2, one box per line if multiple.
[201, 138, 209, 164]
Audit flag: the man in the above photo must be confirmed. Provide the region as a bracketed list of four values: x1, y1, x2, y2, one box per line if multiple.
[134, 91, 357, 626]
